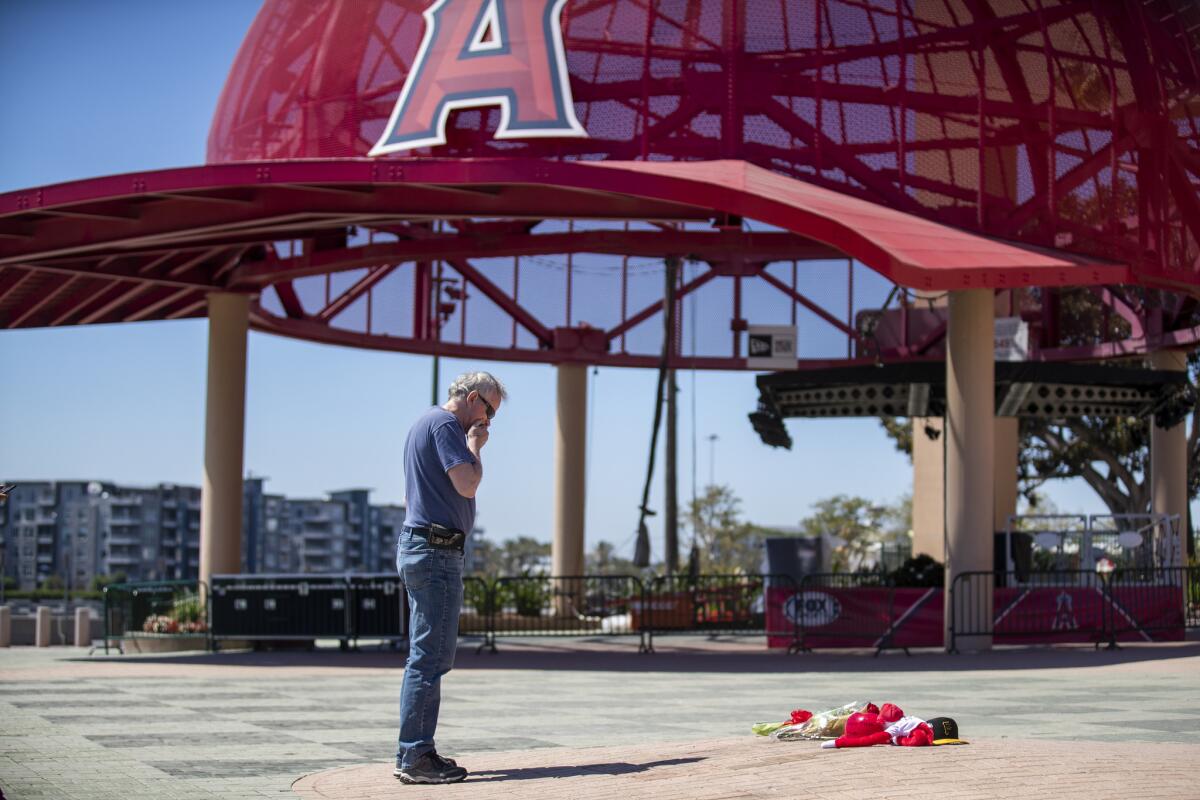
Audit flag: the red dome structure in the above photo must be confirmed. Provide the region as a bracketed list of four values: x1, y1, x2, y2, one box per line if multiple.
[2, 0, 1199, 368]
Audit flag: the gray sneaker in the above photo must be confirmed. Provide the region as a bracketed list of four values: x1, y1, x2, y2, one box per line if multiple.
[394, 752, 467, 784]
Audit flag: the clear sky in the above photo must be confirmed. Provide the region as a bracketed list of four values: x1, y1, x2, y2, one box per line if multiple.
[0, 1, 1122, 559]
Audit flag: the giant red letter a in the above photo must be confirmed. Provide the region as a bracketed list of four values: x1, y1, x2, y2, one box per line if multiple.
[369, 0, 585, 155]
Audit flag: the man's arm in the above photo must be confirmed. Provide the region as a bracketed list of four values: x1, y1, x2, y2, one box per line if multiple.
[447, 459, 482, 498]
[447, 421, 488, 498]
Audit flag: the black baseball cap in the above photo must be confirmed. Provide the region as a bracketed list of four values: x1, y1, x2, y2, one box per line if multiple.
[927, 717, 968, 745]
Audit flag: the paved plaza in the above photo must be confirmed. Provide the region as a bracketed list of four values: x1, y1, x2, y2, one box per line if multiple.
[2, 639, 1200, 799]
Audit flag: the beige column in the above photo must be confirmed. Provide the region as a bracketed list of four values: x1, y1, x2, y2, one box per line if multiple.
[1150, 350, 1188, 566]
[914, 416, 1019, 565]
[911, 417, 945, 561]
[993, 417, 1019, 532]
[0, 605, 11, 647]
[944, 289, 995, 651]
[552, 363, 587, 577]
[74, 606, 91, 648]
[199, 293, 250, 593]
[35, 606, 51, 647]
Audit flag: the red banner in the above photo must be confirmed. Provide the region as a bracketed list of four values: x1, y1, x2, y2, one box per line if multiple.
[766, 584, 1185, 649]
[766, 586, 943, 649]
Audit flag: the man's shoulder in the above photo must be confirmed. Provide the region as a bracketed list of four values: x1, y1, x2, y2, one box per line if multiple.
[412, 407, 460, 435]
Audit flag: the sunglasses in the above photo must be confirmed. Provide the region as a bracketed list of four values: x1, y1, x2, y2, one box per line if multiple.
[477, 393, 496, 420]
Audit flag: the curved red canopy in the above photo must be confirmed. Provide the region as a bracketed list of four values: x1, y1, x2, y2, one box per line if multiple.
[0, 156, 1178, 368]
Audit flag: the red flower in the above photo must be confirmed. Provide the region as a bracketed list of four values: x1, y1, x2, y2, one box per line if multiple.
[788, 709, 813, 724]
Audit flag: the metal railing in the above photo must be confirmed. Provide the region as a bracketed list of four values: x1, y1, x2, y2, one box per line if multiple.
[102, 579, 208, 654]
[641, 574, 801, 653]
[948, 567, 1198, 653]
[477, 575, 648, 653]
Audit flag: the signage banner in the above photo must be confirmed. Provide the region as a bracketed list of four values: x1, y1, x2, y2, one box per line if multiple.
[994, 316, 1029, 361]
[746, 325, 798, 370]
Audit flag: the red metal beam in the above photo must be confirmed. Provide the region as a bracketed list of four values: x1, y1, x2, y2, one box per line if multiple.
[273, 280, 307, 320]
[125, 287, 200, 323]
[443, 258, 553, 347]
[232, 229, 838, 287]
[77, 282, 155, 326]
[6, 274, 82, 328]
[314, 264, 397, 323]
[758, 269, 861, 340]
[1005, 134, 1136, 234]
[606, 267, 718, 343]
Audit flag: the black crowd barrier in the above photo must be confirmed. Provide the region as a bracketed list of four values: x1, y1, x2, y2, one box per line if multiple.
[949, 567, 1199, 653]
[208, 573, 424, 648]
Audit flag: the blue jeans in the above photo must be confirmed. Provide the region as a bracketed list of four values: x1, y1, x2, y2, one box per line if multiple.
[395, 527, 464, 769]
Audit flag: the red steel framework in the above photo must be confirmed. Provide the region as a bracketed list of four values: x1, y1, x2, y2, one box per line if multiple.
[2, 0, 1200, 369]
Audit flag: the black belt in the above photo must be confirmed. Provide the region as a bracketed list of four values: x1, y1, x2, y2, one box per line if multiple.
[404, 524, 465, 551]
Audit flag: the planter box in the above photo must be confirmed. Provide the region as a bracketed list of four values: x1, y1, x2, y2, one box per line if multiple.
[120, 633, 208, 653]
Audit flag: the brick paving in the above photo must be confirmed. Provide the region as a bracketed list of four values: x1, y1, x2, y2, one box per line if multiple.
[2, 639, 1199, 799]
[294, 736, 1200, 800]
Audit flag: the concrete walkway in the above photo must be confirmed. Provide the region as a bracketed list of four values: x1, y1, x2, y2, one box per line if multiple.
[2, 638, 1199, 799]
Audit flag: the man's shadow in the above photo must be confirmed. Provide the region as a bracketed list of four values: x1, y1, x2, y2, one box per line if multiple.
[467, 756, 705, 782]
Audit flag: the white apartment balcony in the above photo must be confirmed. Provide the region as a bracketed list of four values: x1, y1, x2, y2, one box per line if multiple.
[37, 535, 54, 546]
[106, 553, 140, 566]
[107, 535, 140, 547]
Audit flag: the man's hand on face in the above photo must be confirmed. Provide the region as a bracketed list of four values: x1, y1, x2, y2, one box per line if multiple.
[467, 421, 490, 454]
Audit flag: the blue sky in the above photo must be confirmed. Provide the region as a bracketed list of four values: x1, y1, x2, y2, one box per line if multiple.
[0, 1, 1112, 558]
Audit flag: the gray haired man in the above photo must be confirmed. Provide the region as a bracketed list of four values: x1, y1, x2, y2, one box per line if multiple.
[394, 371, 506, 784]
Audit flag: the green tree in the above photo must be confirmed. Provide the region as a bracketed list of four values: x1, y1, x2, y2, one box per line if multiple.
[585, 540, 643, 576]
[797, 495, 900, 572]
[685, 485, 765, 574]
[499, 536, 551, 575]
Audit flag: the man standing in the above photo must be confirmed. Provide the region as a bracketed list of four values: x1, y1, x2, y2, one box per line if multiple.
[395, 371, 505, 785]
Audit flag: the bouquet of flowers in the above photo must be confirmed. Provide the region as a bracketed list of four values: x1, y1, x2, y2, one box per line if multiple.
[753, 701, 876, 740]
[142, 614, 180, 634]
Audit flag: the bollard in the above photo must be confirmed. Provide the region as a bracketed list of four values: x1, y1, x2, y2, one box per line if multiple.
[0, 605, 10, 647]
[75, 607, 91, 648]
[35, 606, 52, 647]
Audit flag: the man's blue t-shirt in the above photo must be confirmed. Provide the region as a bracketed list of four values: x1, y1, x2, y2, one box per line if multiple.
[403, 407, 477, 535]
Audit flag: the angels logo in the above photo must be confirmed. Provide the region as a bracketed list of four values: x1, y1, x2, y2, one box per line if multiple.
[369, 0, 586, 155]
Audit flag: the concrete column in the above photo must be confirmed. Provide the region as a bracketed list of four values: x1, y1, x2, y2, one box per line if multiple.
[552, 363, 587, 578]
[914, 416, 1019, 565]
[74, 607, 91, 648]
[911, 417, 945, 561]
[0, 606, 10, 647]
[944, 289, 995, 651]
[199, 293, 250, 593]
[1151, 350, 1188, 565]
[35, 606, 51, 647]
[993, 416, 1020, 532]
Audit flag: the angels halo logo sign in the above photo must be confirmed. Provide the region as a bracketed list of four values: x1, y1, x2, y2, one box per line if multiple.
[369, 0, 586, 155]
[784, 591, 841, 627]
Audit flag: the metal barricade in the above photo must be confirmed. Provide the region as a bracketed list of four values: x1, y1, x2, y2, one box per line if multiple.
[101, 580, 208, 654]
[949, 568, 1194, 652]
[794, 573, 909, 656]
[460, 575, 497, 653]
[488, 575, 649, 652]
[209, 574, 350, 646]
[643, 574, 799, 653]
[347, 573, 407, 645]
